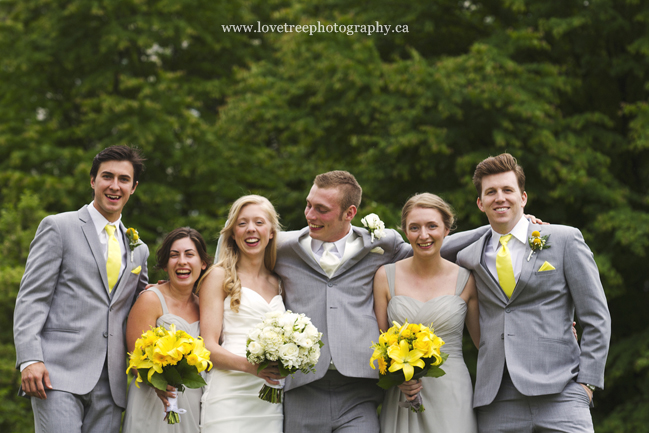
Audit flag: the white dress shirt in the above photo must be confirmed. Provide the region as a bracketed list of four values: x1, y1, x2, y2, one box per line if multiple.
[484, 216, 529, 286]
[311, 226, 353, 261]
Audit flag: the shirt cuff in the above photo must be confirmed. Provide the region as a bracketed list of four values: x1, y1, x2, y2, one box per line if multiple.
[20, 360, 40, 372]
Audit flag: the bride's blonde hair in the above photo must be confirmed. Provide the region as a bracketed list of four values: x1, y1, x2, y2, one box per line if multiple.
[200, 195, 281, 312]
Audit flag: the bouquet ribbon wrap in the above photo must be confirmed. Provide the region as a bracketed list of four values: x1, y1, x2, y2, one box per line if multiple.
[165, 394, 187, 424]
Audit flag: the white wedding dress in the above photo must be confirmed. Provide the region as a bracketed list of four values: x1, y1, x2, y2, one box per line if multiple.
[201, 287, 285, 432]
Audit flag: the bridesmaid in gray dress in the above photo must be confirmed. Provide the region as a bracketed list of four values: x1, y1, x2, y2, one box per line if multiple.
[373, 193, 479, 433]
[123, 227, 212, 433]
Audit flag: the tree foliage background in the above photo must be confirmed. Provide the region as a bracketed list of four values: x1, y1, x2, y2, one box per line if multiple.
[1, 0, 648, 431]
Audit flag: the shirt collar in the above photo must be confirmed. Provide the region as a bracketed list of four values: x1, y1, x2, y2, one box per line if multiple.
[489, 216, 529, 250]
[88, 201, 122, 235]
[311, 225, 353, 255]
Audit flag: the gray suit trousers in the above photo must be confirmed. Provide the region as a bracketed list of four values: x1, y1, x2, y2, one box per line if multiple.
[31, 360, 122, 433]
[477, 372, 594, 433]
[284, 370, 384, 433]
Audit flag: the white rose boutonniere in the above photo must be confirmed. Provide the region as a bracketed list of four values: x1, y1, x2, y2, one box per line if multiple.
[361, 213, 386, 243]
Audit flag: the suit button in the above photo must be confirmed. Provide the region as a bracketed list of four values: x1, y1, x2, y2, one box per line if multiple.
[505, 308, 511, 313]
[501, 333, 504, 340]
[103, 332, 108, 338]
[327, 283, 333, 287]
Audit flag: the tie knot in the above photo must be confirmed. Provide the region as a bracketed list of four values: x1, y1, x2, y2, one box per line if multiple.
[499, 234, 513, 247]
[105, 224, 116, 237]
[323, 242, 335, 253]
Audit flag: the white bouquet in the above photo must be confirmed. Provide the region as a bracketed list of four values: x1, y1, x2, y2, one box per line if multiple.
[246, 310, 323, 403]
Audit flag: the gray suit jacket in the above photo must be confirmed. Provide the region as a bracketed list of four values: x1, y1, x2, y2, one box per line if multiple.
[14, 205, 149, 408]
[454, 224, 611, 408]
[274, 225, 488, 391]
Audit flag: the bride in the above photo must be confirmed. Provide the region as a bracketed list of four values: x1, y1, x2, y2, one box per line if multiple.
[198, 195, 285, 432]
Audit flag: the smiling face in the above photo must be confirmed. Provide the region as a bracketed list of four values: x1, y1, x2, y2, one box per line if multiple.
[90, 160, 138, 222]
[477, 171, 528, 234]
[405, 207, 450, 257]
[165, 237, 207, 290]
[304, 184, 356, 242]
[232, 204, 275, 257]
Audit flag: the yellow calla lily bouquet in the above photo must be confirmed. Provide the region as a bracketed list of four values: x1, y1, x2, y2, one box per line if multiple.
[127, 324, 213, 424]
[370, 320, 448, 413]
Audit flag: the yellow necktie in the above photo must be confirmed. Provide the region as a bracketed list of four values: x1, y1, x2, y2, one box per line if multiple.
[105, 224, 120, 292]
[496, 234, 516, 298]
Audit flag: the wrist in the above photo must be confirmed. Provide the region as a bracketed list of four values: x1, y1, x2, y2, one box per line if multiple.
[580, 383, 596, 392]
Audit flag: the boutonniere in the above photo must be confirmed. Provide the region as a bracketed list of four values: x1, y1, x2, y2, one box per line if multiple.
[361, 213, 386, 243]
[126, 227, 144, 262]
[527, 230, 550, 261]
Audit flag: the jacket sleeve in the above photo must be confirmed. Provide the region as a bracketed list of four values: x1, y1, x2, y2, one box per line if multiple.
[14, 216, 63, 368]
[441, 225, 490, 263]
[564, 227, 611, 389]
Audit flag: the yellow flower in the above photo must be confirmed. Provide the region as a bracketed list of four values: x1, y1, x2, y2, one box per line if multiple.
[533, 238, 543, 246]
[377, 357, 388, 375]
[408, 323, 421, 333]
[187, 337, 213, 373]
[387, 340, 425, 381]
[532, 230, 541, 238]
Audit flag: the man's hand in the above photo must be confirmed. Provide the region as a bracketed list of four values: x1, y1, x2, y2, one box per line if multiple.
[579, 383, 594, 402]
[144, 280, 167, 290]
[524, 214, 549, 225]
[21, 362, 53, 400]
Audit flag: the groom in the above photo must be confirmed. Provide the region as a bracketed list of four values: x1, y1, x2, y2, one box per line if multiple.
[13, 145, 149, 433]
[274, 171, 485, 433]
[455, 153, 611, 432]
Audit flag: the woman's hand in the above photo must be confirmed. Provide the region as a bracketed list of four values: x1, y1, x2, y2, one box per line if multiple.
[253, 361, 282, 386]
[398, 379, 423, 401]
[154, 385, 177, 411]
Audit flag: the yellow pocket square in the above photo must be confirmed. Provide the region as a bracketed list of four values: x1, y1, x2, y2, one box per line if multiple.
[370, 247, 384, 255]
[538, 261, 555, 272]
[131, 266, 142, 275]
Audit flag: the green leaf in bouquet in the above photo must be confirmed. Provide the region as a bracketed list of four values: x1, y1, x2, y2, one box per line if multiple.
[176, 358, 194, 376]
[376, 372, 404, 390]
[425, 365, 447, 378]
[256, 360, 270, 374]
[163, 366, 183, 387]
[136, 369, 154, 388]
[278, 362, 296, 377]
[149, 372, 169, 391]
[181, 370, 208, 389]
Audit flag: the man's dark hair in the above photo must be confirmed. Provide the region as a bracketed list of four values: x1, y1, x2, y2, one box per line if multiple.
[90, 145, 146, 185]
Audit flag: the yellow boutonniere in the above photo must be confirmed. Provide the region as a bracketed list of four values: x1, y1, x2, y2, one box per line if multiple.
[126, 227, 144, 262]
[527, 230, 551, 261]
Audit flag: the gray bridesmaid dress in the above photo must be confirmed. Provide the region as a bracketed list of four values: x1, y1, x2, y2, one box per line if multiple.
[123, 287, 202, 433]
[379, 264, 478, 433]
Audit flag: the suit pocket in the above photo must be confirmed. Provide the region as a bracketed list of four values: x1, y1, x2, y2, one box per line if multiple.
[534, 269, 558, 276]
[42, 328, 79, 334]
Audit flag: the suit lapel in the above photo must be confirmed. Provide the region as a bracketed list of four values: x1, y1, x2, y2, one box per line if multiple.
[332, 227, 370, 277]
[509, 225, 540, 303]
[292, 227, 329, 278]
[79, 206, 110, 295]
[470, 231, 508, 303]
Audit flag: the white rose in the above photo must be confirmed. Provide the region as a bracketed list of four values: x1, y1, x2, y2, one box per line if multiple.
[304, 324, 319, 338]
[247, 341, 264, 356]
[278, 343, 300, 361]
[266, 310, 282, 319]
